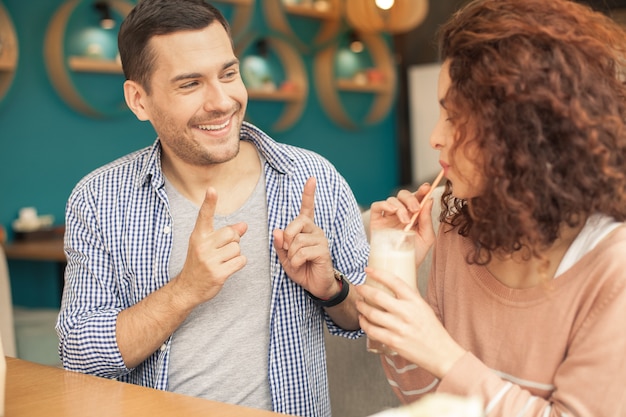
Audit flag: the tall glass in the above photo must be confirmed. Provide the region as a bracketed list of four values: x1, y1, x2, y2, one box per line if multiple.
[366, 228, 417, 355]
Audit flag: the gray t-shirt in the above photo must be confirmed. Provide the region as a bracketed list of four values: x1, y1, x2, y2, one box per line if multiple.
[165, 159, 272, 411]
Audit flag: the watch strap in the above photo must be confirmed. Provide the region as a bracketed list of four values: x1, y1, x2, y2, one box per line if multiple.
[306, 269, 350, 308]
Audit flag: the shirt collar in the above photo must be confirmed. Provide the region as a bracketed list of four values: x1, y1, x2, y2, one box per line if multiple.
[240, 121, 293, 176]
[137, 138, 165, 189]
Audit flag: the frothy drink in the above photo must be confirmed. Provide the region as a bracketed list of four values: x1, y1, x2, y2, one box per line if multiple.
[366, 228, 417, 354]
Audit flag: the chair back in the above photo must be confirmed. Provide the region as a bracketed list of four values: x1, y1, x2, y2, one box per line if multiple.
[0, 241, 17, 357]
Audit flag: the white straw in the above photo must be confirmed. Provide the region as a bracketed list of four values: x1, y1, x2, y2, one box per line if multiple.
[403, 169, 445, 232]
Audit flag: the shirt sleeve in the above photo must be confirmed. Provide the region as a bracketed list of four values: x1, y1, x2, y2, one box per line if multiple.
[379, 353, 440, 404]
[56, 186, 130, 378]
[320, 167, 368, 338]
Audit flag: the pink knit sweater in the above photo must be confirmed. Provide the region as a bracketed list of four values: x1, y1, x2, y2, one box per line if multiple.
[381, 224, 626, 416]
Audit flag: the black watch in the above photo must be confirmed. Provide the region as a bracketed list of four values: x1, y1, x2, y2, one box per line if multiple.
[306, 269, 350, 308]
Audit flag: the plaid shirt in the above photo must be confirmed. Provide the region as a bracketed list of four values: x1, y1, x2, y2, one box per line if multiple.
[57, 122, 368, 417]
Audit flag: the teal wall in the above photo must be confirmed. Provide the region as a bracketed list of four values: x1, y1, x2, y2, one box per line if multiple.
[0, 0, 400, 307]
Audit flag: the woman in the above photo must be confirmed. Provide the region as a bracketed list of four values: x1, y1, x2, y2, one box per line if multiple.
[356, 0, 626, 415]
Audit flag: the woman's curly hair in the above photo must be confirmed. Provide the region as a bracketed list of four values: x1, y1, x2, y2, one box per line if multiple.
[437, 0, 626, 265]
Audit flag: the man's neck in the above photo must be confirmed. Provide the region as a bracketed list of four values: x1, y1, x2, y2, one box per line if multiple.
[162, 141, 262, 214]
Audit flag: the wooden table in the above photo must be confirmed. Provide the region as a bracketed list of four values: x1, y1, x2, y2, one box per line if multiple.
[2, 238, 65, 263]
[4, 356, 287, 417]
[2, 238, 66, 298]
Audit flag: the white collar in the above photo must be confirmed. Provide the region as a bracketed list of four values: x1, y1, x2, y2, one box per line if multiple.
[554, 213, 621, 278]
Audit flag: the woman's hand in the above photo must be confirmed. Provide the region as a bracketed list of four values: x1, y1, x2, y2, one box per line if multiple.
[356, 267, 466, 379]
[369, 183, 438, 266]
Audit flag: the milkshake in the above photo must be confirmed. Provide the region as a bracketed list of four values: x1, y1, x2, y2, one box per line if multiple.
[366, 228, 417, 354]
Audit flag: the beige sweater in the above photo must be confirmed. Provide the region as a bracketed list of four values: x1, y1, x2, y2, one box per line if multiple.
[381, 224, 626, 417]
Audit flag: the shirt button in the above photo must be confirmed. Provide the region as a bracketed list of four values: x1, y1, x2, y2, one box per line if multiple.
[163, 225, 171, 234]
[160, 343, 167, 352]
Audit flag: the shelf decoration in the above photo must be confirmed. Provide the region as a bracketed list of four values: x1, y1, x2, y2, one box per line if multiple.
[45, 0, 133, 118]
[262, 0, 342, 52]
[345, 0, 428, 34]
[236, 34, 308, 131]
[241, 39, 276, 91]
[314, 31, 396, 129]
[0, 0, 19, 103]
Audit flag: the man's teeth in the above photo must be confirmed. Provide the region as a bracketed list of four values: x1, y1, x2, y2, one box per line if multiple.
[198, 120, 229, 131]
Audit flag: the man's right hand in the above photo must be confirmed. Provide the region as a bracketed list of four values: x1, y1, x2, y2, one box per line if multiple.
[117, 187, 248, 369]
[174, 187, 248, 307]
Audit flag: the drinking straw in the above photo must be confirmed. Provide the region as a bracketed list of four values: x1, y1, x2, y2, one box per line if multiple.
[403, 169, 445, 232]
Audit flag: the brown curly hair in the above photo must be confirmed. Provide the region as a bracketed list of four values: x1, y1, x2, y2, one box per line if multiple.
[436, 0, 626, 265]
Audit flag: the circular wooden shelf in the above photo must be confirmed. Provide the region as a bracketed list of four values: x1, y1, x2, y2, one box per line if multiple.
[262, 0, 342, 52]
[213, 0, 255, 40]
[44, 0, 134, 118]
[314, 32, 396, 129]
[236, 34, 308, 131]
[0, 1, 19, 103]
[68, 56, 122, 73]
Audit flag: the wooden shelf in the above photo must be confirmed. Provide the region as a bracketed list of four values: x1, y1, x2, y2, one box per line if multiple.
[248, 89, 302, 102]
[235, 35, 308, 131]
[0, 59, 15, 71]
[263, 0, 341, 51]
[68, 56, 123, 74]
[45, 0, 135, 117]
[283, 3, 337, 19]
[336, 79, 390, 93]
[314, 32, 397, 130]
[0, 2, 18, 102]
[212, 0, 254, 37]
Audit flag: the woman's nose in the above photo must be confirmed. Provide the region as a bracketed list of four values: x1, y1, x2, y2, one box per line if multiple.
[429, 120, 446, 150]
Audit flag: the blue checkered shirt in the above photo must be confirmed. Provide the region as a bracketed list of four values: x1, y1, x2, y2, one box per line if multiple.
[57, 122, 369, 417]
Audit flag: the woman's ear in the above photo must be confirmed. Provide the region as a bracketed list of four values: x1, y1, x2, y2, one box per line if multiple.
[123, 80, 150, 121]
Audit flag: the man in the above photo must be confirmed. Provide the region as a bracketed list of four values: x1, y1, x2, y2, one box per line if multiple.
[55, 1, 368, 416]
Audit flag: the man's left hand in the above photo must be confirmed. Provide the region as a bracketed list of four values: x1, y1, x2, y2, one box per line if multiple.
[272, 177, 339, 299]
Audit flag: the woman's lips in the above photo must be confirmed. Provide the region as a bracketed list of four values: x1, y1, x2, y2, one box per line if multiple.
[439, 161, 450, 176]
